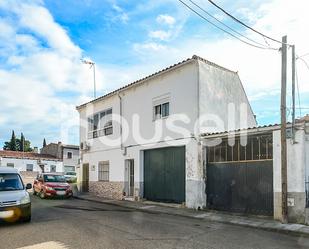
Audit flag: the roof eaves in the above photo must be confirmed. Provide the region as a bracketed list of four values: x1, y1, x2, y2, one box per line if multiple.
[200, 123, 285, 137]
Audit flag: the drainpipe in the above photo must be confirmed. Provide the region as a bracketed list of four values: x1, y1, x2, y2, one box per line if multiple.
[118, 92, 125, 154]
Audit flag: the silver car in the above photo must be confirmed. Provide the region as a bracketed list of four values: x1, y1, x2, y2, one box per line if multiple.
[0, 167, 32, 222]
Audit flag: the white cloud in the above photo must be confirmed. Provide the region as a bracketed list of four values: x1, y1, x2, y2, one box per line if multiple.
[0, 1, 101, 146]
[133, 42, 167, 53]
[130, 0, 309, 123]
[112, 3, 129, 23]
[156, 14, 176, 26]
[149, 30, 172, 41]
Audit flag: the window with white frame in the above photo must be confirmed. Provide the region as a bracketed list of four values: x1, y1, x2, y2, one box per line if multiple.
[88, 108, 113, 139]
[7, 163, 14, 168]
[26, 164, 33, 171]
[154, 102, 169, 120]
[98, 161, 109, 181]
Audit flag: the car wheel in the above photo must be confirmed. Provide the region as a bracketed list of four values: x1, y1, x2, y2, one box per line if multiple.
[39, 191, 45, 199]
[23, 215, 31, 222]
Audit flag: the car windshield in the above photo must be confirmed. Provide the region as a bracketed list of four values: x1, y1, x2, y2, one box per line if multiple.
[44, 175, 66, 182]
[0, 173, 24, 191]
[66, 172, 76, 176]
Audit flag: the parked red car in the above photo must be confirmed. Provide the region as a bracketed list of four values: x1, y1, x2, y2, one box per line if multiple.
[33, 173, 73, 199]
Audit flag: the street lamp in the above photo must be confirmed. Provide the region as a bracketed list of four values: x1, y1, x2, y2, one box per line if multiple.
[81, 59, 96, 99]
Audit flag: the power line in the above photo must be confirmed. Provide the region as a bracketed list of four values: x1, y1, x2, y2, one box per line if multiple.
[298, 52, 309, 59]
[297, 57, 309, 71]
[187, 0, 275, 49]
[177, 0, 278, 50]
[207, 0, 292, 46]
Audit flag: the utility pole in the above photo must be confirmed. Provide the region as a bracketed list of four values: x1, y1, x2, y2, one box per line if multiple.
[281, 35, 288, 223]
[291, 45, 296, 142]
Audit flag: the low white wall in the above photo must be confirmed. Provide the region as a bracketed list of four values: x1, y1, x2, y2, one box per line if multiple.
[273, 129, 306, 223]
[0, 157, 63, 173]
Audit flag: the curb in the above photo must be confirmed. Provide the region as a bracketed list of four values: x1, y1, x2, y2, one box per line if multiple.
[73, 195, 309, 238]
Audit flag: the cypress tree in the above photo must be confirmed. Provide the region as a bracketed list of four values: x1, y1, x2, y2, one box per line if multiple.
[20, 133, 25, 152]
[9, 130, 17, 151]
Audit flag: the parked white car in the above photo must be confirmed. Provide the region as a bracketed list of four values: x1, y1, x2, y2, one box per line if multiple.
[0, 167, 32, 222]
[64, 171, 77, 183]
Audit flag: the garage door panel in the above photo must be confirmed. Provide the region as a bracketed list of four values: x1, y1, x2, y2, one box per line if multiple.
[207, 161, 273, 215]
[144, 146, 185, 203]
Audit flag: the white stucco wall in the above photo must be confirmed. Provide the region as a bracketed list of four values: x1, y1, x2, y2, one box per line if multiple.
[305, 134, 309, 183]
[78, 58, 256, 209]
[0, 157, 63, 173]
[63, 147, 79, 171]
[198, 61, 257, 132]
[273, 129, 306, 193]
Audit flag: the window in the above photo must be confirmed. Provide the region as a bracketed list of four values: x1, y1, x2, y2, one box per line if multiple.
[154, 102, 169, 120]
[26, 164, 33, 171]
[162, 103, 169, 117]
[67, 152, 72, 159]
[50, 165, 56, 173]
[44, 175, 66, 182]
[64, 166, 75, 172]
[98, 161, 109, 181]
[0, 173, 23, 191]
[104, 120, 113, 135]
[7, 163, 14, 168]
[88, 108, 113, 139]
[207, 134, 273, 163]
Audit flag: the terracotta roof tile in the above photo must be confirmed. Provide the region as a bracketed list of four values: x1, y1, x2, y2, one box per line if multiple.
[0, 150, 62, 161]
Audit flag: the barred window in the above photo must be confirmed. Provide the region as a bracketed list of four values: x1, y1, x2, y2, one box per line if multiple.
[207, 134, 273, 163]
[98, 161, 109, 181]
[7, 163, 14, 168]
[26, 164, 33, 171]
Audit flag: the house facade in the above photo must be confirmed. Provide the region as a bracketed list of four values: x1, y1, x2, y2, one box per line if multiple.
[0, 150, 63, 184]
[76, 55, 256, 209]
[41, 142, 79, 172]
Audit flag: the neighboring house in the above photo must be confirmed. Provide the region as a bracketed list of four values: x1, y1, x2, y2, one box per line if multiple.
[0, 150, 63, 184]
[76, 55, 256, 209]
[201, 115, 309, 224]
[41, 142, 79, 173]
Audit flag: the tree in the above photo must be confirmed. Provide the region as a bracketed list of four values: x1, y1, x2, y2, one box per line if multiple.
[9, 130, 17, 151]
[43, 138, 47, 148]
[3, 131, 33, 152]
[20, 133, 25, 152]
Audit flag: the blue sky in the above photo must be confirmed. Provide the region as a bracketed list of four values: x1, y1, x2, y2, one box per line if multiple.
[0, 0, 308, 149]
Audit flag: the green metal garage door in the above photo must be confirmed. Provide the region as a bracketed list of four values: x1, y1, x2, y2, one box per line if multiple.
[144, 146, 185, 203]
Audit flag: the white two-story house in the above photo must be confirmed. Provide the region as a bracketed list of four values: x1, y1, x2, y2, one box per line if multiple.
[76, 55, 256, 209]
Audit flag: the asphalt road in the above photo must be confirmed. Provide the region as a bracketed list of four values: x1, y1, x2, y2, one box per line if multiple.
[0, 195, 309, 249]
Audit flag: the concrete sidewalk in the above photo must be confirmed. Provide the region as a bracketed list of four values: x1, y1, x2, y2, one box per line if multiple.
[73, 193, 309, 237]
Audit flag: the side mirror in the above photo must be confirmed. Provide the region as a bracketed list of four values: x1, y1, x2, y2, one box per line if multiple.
[26, 183, 32, 190]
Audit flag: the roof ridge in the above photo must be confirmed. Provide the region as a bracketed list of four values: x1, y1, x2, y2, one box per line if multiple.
[192, 55, 237, 74]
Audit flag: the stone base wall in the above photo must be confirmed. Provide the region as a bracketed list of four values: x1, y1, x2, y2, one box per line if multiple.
[89, 181, 124, 200]
[20, 171, 39, 186]
[274, 192, 306, 224]
[288, 192, 306, 224]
